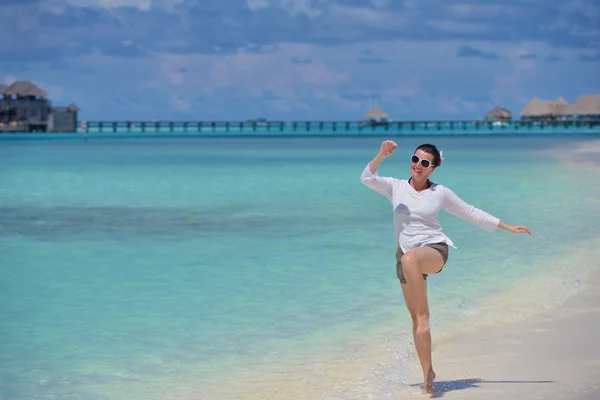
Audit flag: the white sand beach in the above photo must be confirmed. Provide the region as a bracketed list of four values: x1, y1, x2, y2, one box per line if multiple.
[554, 138, 600, 169]
[570, 139, 600, 154]
[395, 266, 600, 400]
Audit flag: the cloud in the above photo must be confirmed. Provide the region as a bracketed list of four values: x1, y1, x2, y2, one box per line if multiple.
[66, 0, 152, 11]
[291, 56, 313, 64]
[456, 45, 499, 60]
[578, 52, 600, 62]
[63, 0, 186, 11]
[202, 51, 348, 98]
[545, 55, 562, 62]
[1, 0, 598, 66]
[1, 1, 598, 122]
[518, 53, 538, 60]
[357, 57, 389, 63]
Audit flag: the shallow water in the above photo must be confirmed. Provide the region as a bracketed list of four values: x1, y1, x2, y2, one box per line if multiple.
[1, 135, 599, 399]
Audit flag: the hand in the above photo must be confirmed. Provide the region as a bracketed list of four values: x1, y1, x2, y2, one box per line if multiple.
[508, 224, 532, 235]
[378, 140, 398, 158]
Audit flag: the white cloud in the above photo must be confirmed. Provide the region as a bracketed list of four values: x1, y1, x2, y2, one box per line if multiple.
[427, 94, 480, 114]
[447, 4, 522, 18]
[382, 77, 423, 100]
[64, 0, 150, 11]
[202, 51, 347, 97]
[425, 20, 492, 34]
[329, 4, 407, 27]
[369, 0, 391, 8]
[63, 0, 184, 11]
[170, 94, 190, 110]
[246, 0, 270, 11]
[3, 75, 17, 85]
[158, 54, 188, 86]
[14, 35, 597, 120]
[245, 0, 324, 18]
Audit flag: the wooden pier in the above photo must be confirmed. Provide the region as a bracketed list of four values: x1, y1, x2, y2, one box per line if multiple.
[76, 119, 600, 135]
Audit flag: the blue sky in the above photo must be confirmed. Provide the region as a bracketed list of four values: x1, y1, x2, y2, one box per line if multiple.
[1, 0, 599, 121]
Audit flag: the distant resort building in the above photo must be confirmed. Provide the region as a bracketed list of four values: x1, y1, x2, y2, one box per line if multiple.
[362, 107, 390, 126]
[519, 95, 600, 121]
[1, 80, 598, 135]
[484, 107, 512, 122]
[0, 80, 79, 132]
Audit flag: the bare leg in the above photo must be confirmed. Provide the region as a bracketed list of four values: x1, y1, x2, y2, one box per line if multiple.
[399, 247, 444, 393]
[401, 281, 436, 394]
[400, 247, 444, 335]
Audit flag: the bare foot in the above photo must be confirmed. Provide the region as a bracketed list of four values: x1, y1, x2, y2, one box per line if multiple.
[415, 314, 430, 334]
[422, 369, 436, 394]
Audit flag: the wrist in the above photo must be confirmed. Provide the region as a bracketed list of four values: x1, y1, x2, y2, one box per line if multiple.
[498, 221, 511, 231]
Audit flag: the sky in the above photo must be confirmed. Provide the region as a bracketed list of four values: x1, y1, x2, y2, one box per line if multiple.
[1, 0, 599, 121]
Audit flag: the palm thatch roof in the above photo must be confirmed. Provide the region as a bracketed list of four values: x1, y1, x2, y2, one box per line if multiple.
[0, 83, 8, 95]
[364, 107, 389, 119]
[520, 97, 567, 116]
[4, 80, 47, 97]
[485, 107, 512, 120]
[568, 95, 600, 115]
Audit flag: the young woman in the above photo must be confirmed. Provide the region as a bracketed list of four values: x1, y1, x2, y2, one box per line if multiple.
[360, 140, 531, 394]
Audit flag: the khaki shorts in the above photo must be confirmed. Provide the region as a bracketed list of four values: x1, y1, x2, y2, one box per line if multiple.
[395, 243, 449, 284]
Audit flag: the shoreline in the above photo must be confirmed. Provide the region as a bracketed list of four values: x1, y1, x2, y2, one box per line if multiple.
[184, 140, 600, 400]
[401, 263, 600, 399]
[144, 237, 600, 400]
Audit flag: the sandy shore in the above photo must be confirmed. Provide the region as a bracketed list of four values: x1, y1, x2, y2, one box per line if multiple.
[396, 267, 600, 400]
[557, 138, 600, 168]
[570, 138, 600, 154]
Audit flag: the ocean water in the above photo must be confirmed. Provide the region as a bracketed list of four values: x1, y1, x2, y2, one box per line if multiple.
[1, 135, 600, 399]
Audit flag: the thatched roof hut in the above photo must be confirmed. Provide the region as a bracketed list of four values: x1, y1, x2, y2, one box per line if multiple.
[4, 80, 47, 98]
[532, 94, 600, 118]
[520, 97, 567, 118]
[568, 95, 600, 116]
[485, 107, 512, 121]
[0, 83, 7, 98]
[364, 107, 390, 121]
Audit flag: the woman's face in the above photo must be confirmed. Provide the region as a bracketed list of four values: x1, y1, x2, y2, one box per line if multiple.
[410, 149, 436, 180]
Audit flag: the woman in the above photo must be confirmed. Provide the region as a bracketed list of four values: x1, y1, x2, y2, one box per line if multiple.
[360, 140, 531, 394]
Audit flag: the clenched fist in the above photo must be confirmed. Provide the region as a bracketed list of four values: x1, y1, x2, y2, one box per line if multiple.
[378, 140, 398, 158]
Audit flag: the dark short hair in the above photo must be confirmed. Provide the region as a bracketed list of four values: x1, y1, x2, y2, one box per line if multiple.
[415, 143, 442, 167]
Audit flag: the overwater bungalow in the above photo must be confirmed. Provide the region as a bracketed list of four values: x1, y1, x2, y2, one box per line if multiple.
[362, 107, 390, 126]
[520, 97, 568, 121]
[556, 95, 600, 120]
[0, 80, 79, 132]
[485, 107, 512, 122]
[520, 95, 600, 122]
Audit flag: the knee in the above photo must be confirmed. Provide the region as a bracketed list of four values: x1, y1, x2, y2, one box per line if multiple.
[409, 311, 418, 325]
[409, 310, 429, 327]
[401, 253, 417, 269]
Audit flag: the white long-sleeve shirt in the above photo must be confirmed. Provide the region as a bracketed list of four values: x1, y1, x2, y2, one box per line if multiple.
[361, 164, 500, 252]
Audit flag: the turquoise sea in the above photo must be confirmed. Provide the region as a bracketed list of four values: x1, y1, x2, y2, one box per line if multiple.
[1, 134, 600, 399]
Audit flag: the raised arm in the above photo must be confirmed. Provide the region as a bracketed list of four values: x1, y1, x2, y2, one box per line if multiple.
[360, 140, 398, 201]
[441, 186, 532, 235]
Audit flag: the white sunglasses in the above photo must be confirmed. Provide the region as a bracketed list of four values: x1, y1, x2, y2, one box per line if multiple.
[411, 154, 435, 169]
